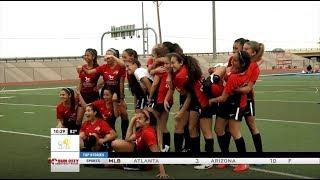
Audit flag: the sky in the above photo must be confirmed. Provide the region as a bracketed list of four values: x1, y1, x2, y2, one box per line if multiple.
[0, 1, 319, 58]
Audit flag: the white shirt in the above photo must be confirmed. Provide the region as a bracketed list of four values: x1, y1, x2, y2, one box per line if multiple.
[134, 67, 154, 89]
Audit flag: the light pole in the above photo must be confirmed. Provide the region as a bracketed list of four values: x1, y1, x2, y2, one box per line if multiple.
[142, 1, 146, 57]
[212, 1, 217, 61]
[155, 1, 162, 44]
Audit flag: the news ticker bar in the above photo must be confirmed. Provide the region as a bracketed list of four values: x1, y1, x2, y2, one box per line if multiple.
[106, 152, 320, 158]
[96, 158, 320, 164]
[77, 152, 320, 164]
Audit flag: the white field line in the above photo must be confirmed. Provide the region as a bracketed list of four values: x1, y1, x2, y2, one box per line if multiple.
[2, 92, 57, 96]
[1, 86, 76, 92]
[0, 96, 15, 99]
[0, 102, 55, 107]
[249, 167, 314, 179]
[1, 102, 319, 125]
[256, 100, 318, 104]
[256, 118, 320, 125]
[23, 112, 35, 114]
[0, 129, 50, 138]
[256, 85, 320, 87]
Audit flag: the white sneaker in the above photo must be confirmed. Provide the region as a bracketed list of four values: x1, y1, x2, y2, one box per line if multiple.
[161, 145, 170, 152]
[123, 164, 141, 171]
[194, 164, 213, 170]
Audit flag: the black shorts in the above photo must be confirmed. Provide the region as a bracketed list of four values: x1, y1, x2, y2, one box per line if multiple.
[243, 99, 255, 117]
[199, 106, 213, 119]
[189, 97, 201, 113]
[179, 94, 187, 110]
[135, 96, 148, 110]
[216, 102, 244, 121]
[81, 91, 100, 104]
[154, 103, 172, 113]
[210, 103, 218, 116]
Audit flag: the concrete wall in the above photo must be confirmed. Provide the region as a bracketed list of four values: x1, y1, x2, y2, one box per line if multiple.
[0, 53, 309, 83]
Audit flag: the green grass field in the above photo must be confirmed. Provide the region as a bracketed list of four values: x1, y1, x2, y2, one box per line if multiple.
[0, 74, 320, 179]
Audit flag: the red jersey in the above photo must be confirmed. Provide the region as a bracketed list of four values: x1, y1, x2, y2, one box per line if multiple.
[246, 62, 260, 83]
[156, 72, 173, 104]
[224, 73, 249, 108]
[245, 61, 260, 100]
[173, 65, 188, 94]
[96, 64, 126, 95]
[79, 64, 100, 93]
[146, 57, 154, 68]
[211, 81, 224, 97]
[80, 118, 112, 138]
[192, 78, 209, 108]
[56, 103, 76, 122]
[135, 126, 157, 152]
[92, 99, 114, 123]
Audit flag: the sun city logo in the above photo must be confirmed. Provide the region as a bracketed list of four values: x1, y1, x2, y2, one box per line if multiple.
[49, 158, 79, 165]
[58, 137, 71, 149]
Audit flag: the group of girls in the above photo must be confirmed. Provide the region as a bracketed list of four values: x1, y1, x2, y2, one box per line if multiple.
[55, 38, 264, 176]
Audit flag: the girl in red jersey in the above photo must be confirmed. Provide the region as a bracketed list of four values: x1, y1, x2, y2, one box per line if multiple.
[76, 48, 100, 127]
[182, 55, 216, 170]
[78, 87, 119, 130]
[83, 48, 129, 140]
[148, 55, 173, 152]
[226, 38, 250, 67]
[147, 44, 168, 76]
[162, 42, 191, 152]
[165, 53, 194, 153]
[80, 104, 117, 152]
[209, 51, 251, 172]
[235, 41, 265, 155]
[56, 88, 78, 132]
[111, 108, 169, 178]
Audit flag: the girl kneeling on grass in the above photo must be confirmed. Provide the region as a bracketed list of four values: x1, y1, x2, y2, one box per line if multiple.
[111, 108, 169, 179]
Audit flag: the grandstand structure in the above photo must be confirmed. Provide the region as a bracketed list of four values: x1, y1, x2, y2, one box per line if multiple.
[0, 50, 317, 84]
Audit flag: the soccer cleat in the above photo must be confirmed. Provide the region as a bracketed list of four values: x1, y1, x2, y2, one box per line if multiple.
[233, 164, 249, 172]
[215, 164, 228, 169]
[161, 145, 170, 152]
[194, 164, 213, 170]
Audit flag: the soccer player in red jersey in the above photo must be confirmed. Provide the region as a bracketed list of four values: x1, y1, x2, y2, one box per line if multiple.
[78, 87, 119, 130]
[209, 51, 251, 172]
[235, 41, 265, 155]
[80, 104, 117, 152]
[76, 48, 100, 127]
[56, 88, 78, 132]
[166, 53, 193, 153]
[147, 44, 168, 76]
[226, 38, 250, 68]
[111, 108, 169, 178]
[148, 55, 173, 152]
